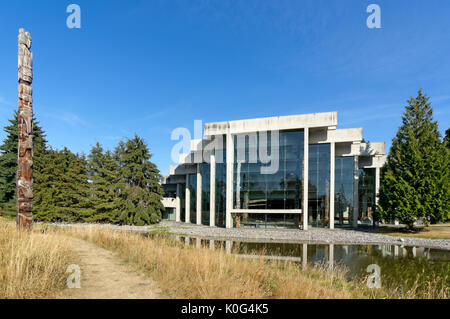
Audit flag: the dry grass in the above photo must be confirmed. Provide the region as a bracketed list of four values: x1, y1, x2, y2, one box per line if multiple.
[0, 222, 76, 298]
[55, 226, 365, 299]
[376, 224, 450, 239]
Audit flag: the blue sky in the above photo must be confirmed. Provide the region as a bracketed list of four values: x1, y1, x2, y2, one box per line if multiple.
[1, 0, 449, 175]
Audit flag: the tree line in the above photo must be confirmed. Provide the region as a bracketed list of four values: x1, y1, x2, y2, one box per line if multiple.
[0, 112, 164, 225]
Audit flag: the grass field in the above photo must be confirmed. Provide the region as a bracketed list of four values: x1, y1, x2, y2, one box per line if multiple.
[376, 224, 450, 239]
[0, 217, 448, 299]
[0, 221, 76, 298]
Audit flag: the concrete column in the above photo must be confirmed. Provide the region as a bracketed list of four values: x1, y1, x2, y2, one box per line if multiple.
[353, 155, 359, 228]
[302, 243, 307, 269]
[226, 131, 234, 228]
[196, 164, 202, 225]
[303, 127, 309, 230]
[175, 183, 181, 222]
[330, 142, 335, 229]
[225, 240, 232, 254]
[209, 239, 215, 250]
[210, 153, 216, 227]
[185, 174, 190, 224]
[375, 166, 380, 206]
[329, 244, 334, 269]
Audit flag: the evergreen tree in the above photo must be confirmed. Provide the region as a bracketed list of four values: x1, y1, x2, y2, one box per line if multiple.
[0, 111, 47, 216]
[445, 128, 450, 147]
[114, 135, 164, 225]
[379, 89, 449, 228]
[34, 148, 92, 222]
[87, 142, 124, 223]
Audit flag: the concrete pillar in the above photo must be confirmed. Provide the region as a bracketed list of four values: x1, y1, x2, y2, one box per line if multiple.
[375, 166, 380, 206]
[329, 244, 334, 269]
[330, 142, 335, 229]
[226, 131, 234, 228]
[225, 240, 232, 254]
[209, 239, 215, 250]
[175, 183, 181, 222]
[185, 174, 190, 223]
[302, 243, 307, 269]
[196, 164, 202, 225]
[353, 155, 359, 228]
[196, 237, 201, 249]
[303, 128, 309, 230]
[210, 153, 216, 226]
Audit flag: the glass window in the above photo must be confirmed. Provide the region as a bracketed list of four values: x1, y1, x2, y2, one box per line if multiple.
[189, 173, 196, 224]
[335, 157, 354, 227]
[201, 164, 210, 225]
[233, 130, 304, 212]
[308, 144, 330, 228]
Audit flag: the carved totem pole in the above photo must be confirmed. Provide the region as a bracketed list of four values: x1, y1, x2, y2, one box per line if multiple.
[17, 28, 33, 229]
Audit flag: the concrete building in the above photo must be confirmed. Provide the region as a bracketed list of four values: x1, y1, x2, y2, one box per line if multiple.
[161, 111, 386, 229]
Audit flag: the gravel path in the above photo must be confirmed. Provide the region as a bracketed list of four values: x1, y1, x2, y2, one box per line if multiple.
[51, 221, 450, 250]
[159, 221, 450, 250]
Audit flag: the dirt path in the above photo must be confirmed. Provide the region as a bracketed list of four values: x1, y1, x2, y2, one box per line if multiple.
[60, 237, 163, 299]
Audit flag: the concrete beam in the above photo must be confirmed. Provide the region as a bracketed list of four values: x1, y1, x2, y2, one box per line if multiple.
[204, 112, 337, 136]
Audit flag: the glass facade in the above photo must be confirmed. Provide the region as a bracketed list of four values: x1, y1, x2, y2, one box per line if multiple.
[358, 168, 376, 225]
[201, 163, 210, 225]
[308, 144, 330, 227]
[179, 183, 186, 222]
[215, 141, 227, 227]
[232, 130, 304, 228]
[173, 132, 379, 229]
[162, 207, 176, 221]
[335, 157, 354, 227]
[189, 173, 196, 224]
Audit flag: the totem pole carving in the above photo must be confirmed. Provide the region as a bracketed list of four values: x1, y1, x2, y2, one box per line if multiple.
[17, 28, 33, 229]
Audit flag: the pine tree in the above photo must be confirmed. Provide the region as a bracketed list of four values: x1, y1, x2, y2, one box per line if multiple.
[114, 135, 164, 225]
[34, 148, 93, 222]
[87, 143, 124, 223]
[379, 89, 449, 228]
[0, 111, 47, 216]
[445, 128, 450, 147]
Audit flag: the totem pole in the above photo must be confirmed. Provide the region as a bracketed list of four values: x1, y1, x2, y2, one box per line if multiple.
[17, 28, 33, 229]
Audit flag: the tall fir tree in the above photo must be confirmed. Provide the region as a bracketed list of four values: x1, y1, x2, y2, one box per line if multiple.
[34, 148, 93, 222]
[87, 142, 124, 223]
[0, 111, 47, 216]
[114, 135, 164, 225]
[379, 89, 449, 228]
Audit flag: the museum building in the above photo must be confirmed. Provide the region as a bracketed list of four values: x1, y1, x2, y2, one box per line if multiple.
[161, 111, 386, 229]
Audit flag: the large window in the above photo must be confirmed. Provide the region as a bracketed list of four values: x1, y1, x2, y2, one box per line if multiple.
[215, 139, 226, 227]
[233, 130, 304, 210]
[189, 173, 196, 224]
[358, 168, 376, 225]
[308, 144, 330, 227]
[201, 164, 210, 225]
[335, 157, 354, 227]
[179, 183, 186, 222]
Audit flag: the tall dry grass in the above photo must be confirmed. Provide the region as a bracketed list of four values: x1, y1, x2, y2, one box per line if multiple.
[0, 222, 75, 298]
[59, 226, 361, 298]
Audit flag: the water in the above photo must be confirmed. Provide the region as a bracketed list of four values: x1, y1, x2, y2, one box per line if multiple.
[173, 235, 450, 294]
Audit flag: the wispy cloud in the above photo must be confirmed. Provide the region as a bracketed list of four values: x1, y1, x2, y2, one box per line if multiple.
[0, 96, 13, 107]
[46, 112, 87, 127]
